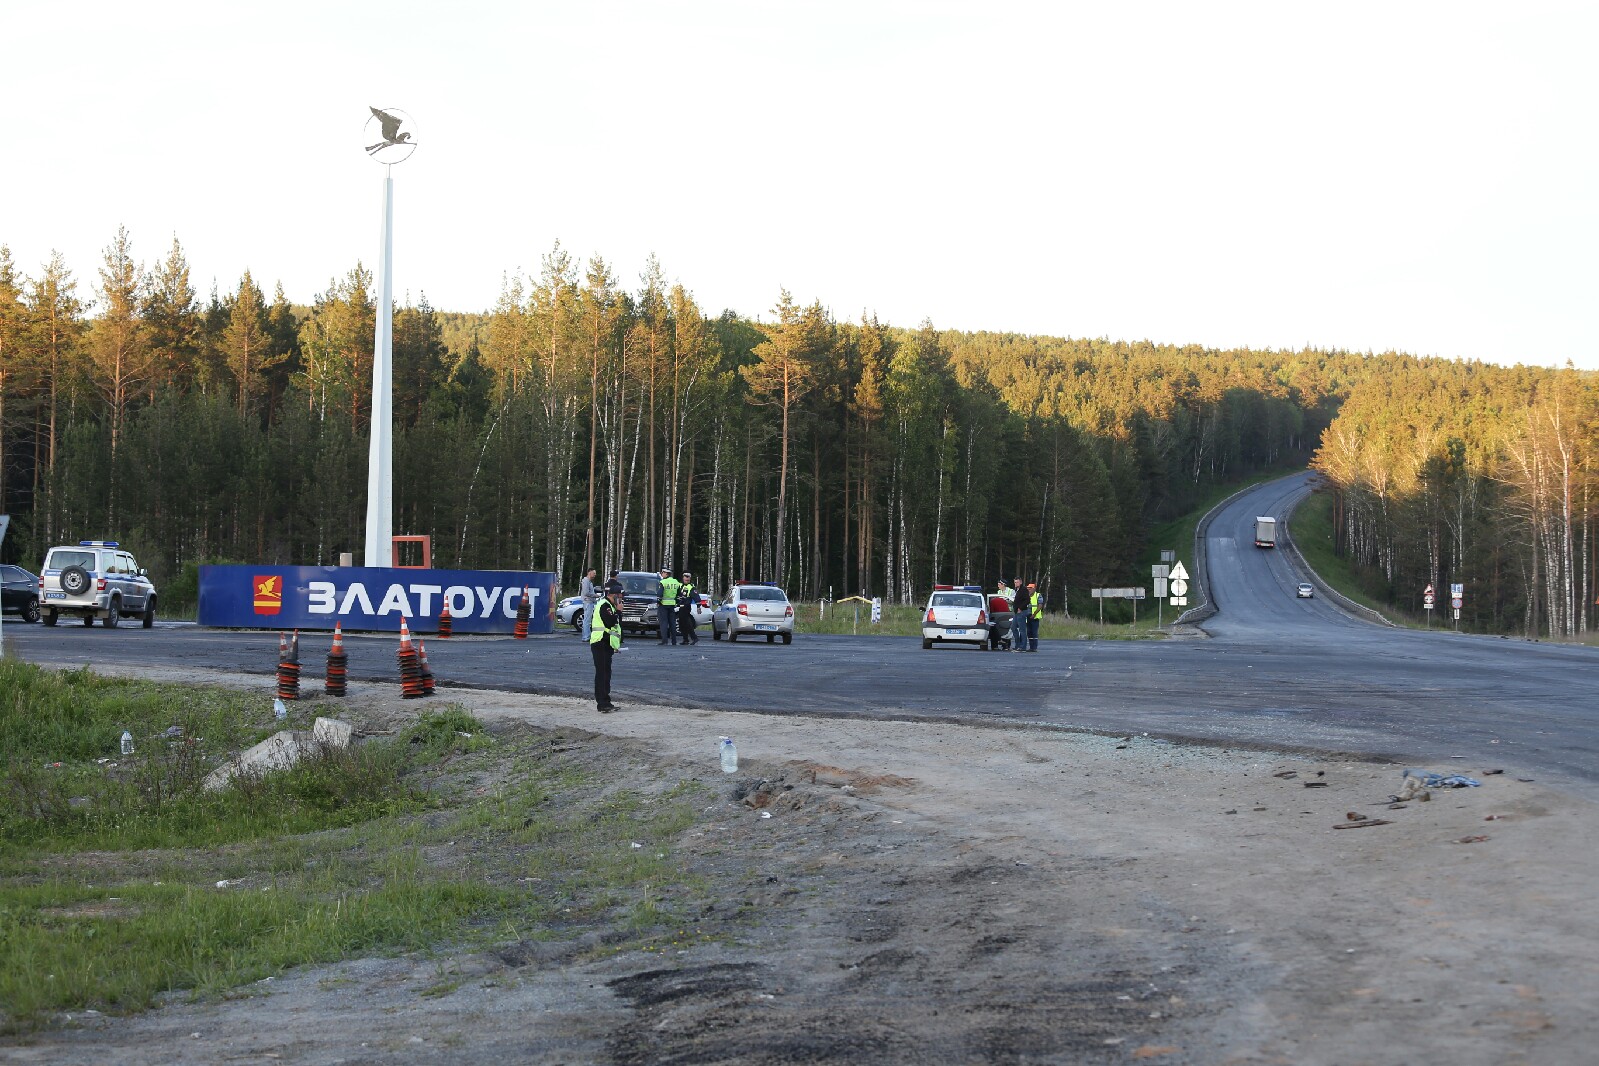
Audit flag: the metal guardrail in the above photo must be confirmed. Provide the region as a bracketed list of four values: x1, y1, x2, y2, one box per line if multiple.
[1278, 508, 1396, 628]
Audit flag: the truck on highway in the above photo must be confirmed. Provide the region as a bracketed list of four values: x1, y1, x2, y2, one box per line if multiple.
[1254, 516, 1277, 548]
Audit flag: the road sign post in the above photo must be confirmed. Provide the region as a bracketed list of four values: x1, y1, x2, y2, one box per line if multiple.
[1168, 560, 1189, 608]
[1423, 583, 1435, 628]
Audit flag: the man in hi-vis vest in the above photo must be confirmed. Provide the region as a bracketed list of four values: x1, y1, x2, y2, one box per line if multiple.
[657, 568, 682, 645]
[590, 585, 623, 713]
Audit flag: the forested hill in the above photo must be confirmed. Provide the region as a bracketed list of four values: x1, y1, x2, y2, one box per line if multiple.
[1, 235, 1593, 634]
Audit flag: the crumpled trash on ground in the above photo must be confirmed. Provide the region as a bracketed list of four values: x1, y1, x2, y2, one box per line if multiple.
[1404, 769, 1481, 789]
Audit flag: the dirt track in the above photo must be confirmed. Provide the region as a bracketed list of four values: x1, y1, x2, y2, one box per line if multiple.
[8, 670, 1597, 1065]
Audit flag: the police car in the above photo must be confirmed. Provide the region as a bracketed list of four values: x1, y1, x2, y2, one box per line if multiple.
[38, 541, 158, 628]
[712, 581, 794, 643]
[922, 585, 991, 650]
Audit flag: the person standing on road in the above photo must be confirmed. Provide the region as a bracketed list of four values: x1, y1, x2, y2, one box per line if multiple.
[590, 585, 624, 713]
[657, 568, 682, 645]
[579, 567, 598, 637]
[677, 572, 700, 645]
[1011, 577, 1030, 652]
[1026, 582, 1042, 652]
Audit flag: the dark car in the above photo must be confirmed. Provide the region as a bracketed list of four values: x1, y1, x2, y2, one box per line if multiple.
[1, 563, 41, 624]
[614, 571, 664, 635]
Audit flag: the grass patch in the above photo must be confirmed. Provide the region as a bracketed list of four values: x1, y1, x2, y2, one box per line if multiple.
[0, 664, 722, 1033]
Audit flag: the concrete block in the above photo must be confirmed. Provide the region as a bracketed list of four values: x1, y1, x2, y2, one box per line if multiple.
[313, 717, 354, 749]
[202, 729, 313, 792]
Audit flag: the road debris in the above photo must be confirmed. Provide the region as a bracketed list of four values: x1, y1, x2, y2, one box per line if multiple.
[1333, 819, 1392, 829]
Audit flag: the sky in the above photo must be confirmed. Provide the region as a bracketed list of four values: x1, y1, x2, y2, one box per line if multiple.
[4, 1, 1596, 369]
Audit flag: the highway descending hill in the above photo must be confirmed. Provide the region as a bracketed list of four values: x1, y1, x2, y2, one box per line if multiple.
[10, 473, 1599, 794]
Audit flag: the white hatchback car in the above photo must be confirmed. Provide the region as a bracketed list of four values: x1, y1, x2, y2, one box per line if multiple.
[922, 585, 990, 650]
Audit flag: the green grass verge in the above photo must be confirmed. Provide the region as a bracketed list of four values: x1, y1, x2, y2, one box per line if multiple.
[0, 662, 715, 1033]
[1288, 490, 1408, 623]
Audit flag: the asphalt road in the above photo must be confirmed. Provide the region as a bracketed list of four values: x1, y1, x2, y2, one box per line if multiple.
[8, 472, 1599, 795]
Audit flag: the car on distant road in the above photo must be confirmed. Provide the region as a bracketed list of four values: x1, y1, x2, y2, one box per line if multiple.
[1296, 582, 1315, 599]
[2, 564, 41, 623]
[37, 541, 157, 628]
[922, 585, 993, 650]
[712, 582, 794, 643]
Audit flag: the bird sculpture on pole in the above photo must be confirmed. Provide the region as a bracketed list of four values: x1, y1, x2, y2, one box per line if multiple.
[366, 107, 414, 154]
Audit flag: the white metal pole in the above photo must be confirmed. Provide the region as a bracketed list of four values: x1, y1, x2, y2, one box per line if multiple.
[363, 168, 395, 567]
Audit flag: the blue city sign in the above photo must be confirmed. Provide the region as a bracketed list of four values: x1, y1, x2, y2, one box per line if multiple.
[198, 565, 555, 634]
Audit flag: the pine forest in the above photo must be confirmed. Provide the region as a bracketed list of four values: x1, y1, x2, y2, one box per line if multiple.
[0, 232, 1595, 637]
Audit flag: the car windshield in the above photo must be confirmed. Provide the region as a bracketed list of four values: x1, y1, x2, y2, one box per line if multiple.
[738, 587, 787, 601]
[620, 575, 661, 597]
[48, 550, 95, 570]
[931, 593, 983, 608]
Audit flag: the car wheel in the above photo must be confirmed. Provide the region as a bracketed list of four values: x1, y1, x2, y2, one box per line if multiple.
[728, 629, 737, 642]
[60, 565, 90, 596]
[142, 598, 156, 628]
[781, 633, 792, 645]
[766, 633, 774, 643]
[572, 608, 584, 632]
[43, 608, 58, 626]
[104, 600, 121, 628]
[712, 624, 723, 640]
[23, 598, 40, 624]
[922, 639, 933, 650]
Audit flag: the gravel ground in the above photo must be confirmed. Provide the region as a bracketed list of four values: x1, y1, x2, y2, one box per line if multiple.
[6, 667, 1597, 1066]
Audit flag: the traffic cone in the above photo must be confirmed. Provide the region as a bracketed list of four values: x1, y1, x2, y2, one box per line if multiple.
[397, 618, 423, 698]
[276, 630, 301, 701]
[513, 587, 531, 639]
[417, 637, 435, 696]
[325, 621, 348, 697]
[437, 603, 453, 638]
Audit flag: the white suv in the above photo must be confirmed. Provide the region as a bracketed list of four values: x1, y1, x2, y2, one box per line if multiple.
[39, 541, 158, 628]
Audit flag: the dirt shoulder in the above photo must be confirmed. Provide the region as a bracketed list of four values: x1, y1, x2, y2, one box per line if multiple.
[9, 665, 1597, 1065]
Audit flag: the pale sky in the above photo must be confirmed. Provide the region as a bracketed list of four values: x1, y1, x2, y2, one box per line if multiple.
[5, 1, 1595, 369]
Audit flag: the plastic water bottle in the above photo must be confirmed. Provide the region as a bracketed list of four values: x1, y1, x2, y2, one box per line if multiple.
[273, 697, 288, 721]
[719, 736, 738, 774]
[120, 731, 134, 756]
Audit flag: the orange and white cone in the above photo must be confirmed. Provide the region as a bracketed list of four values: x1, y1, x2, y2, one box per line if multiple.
[325, 621, 348, 697]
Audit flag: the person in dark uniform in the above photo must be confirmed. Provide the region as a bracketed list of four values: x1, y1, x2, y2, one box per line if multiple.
[677, 572, 699, 645]
[590, 585, 623, 713]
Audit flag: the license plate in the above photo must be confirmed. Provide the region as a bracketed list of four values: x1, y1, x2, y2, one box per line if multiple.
[754, 624, 775, 631]
[945, 628, 968, 636]
[47, 592, 66, 600]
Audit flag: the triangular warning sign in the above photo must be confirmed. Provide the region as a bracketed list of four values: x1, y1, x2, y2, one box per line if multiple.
[1169, 561, 1189, 581]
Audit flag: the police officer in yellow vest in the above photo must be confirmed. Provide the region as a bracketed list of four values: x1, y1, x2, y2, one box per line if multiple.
[657, 568, 682, 645]
[590, 584, 623, 713]
[1025, 582, 1042, 652]
[677, 572, 699, 645]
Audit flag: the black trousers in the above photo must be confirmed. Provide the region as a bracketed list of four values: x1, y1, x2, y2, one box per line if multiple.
[679, 607, 698, 642]
[591, 642, 614, 708]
